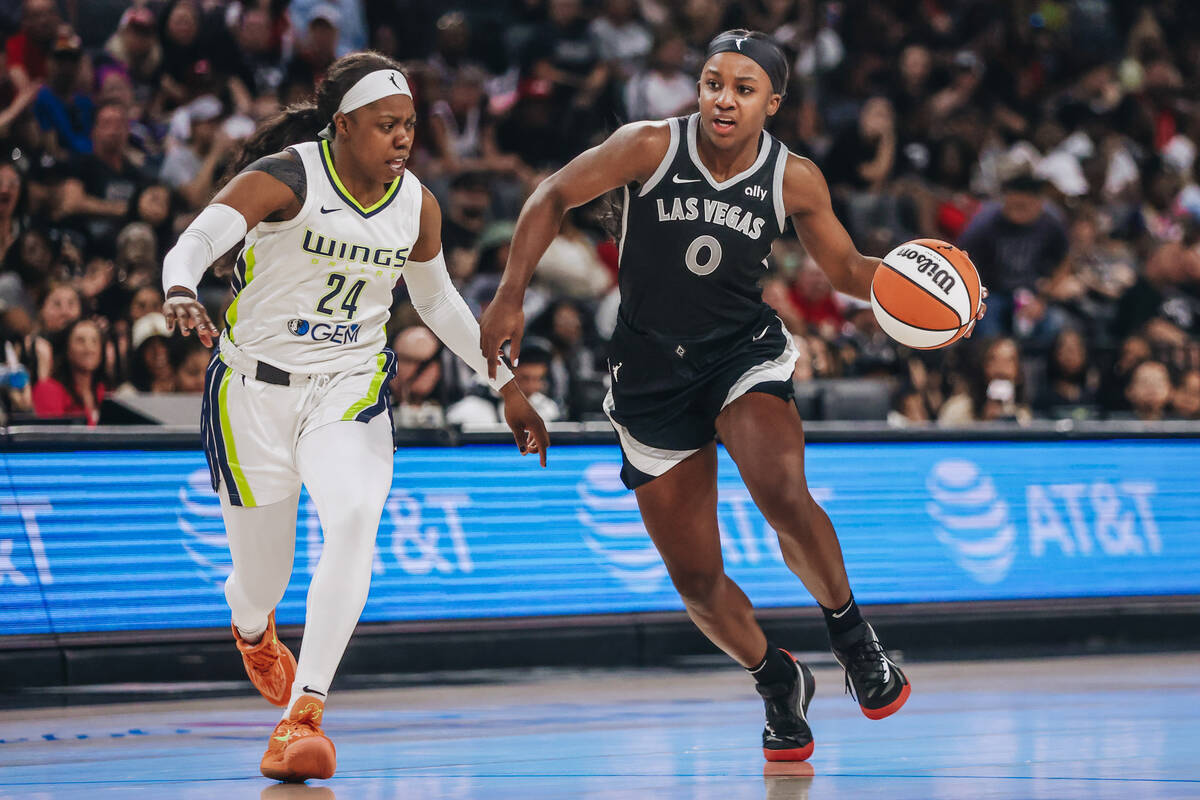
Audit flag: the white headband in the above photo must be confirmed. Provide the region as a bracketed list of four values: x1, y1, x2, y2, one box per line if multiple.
[318, 69, 412, 140]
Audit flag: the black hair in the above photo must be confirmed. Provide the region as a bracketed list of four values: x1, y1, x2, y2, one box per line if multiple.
[705, 29, 790, 95]
[48, 317, 107, 408]
[227, 50, 404, 178]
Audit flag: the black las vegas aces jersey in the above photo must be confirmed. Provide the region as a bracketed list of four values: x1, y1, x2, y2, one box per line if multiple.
[617, 113, 789, 341]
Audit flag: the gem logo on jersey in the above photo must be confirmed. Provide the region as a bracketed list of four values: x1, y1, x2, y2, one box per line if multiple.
[286, 319, 361, 344]
[926, 459, 1016, 584]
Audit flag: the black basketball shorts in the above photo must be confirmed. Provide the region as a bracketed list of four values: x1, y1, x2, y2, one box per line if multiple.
[603, 311, 799, 490]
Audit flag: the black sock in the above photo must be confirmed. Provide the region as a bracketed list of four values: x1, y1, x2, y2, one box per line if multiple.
[746, 643, 795, 687]
[821, 594, 864, 639]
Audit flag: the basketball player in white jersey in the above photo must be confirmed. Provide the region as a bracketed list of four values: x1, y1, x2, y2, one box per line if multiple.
[161, 52, 550, 782]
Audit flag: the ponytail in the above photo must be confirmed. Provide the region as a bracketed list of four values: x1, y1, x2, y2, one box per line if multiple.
[220, 104, 325, 188]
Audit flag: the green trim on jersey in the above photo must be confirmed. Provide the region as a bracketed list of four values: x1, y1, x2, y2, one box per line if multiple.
[217, 368, 257, 506]
[224, 245, 257, 338]
[319, 140, 401, 216]
[342, 352, 387, 421]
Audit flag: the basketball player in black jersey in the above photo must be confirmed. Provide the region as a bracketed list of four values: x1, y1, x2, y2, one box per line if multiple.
[482, 30, 984, 761]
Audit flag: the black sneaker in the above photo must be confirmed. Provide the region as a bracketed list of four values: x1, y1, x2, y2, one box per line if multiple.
[756, 649, 816, 761]
[831, 622, 911, 720]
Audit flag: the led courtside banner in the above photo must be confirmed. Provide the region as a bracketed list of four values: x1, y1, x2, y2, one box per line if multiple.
[1, 441, 1197, 635]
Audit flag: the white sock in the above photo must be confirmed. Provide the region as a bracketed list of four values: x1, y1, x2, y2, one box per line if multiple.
[236, 624, 266, 644]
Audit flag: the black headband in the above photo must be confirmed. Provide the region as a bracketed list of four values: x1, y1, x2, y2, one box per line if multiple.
[705, 33, 788, 95]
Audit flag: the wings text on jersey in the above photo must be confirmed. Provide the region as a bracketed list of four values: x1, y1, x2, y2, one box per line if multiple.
[655, 197, 767, 240]
[301, 228, 411, 269]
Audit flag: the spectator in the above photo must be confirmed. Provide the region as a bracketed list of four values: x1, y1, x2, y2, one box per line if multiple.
[5, 0, 59, 92]
[1124, 359, 1172, 421]
[426, 66, 522, 181]
[289, 0, 366, 57]
[172, 337, 209, 393]
[129, 183, 181, 258]
[531, 298, 604, 418]
[533, 210, 612, 300]
[1172, 368, 1200, 419]
[31, 316, 106, 425]
[957, 172, 1070, 338]
[229, 6, 287, 101]
[1114, 228, 1200, 339]
[157, 0, 218, 110]
[160, 95, 237, 209]
[789, 260, 844, 338]
[447, 337, 561, 425]
[824, 96, 897, 193]
[440, 170, 492, 257]
[33, 26, 92, 158]
[26, 280, 79, 380]
[388, 325, 446, 429]
[283, 5, 340, 92]
[623, 31, 695, 121]
[0, 227, 57, 317]
[101, 7, 161, 104]
[939, 337, 1032, 425]
[115, 311, 173, 394]
[1035, 328, 1100, 417]
[590, 0, 652, 81]
[0, 161, 25, 263]
[56, 101, 147, 259]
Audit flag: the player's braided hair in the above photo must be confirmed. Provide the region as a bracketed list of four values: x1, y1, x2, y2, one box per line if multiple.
[224, 51, 404, 180]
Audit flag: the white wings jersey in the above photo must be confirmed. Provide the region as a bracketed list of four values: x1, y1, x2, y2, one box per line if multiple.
[224, 139, 421, 373]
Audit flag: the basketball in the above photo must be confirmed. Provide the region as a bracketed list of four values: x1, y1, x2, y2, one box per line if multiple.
[869, 239, 982, 350]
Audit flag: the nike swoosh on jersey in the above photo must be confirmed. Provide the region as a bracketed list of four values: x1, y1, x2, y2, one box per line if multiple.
[751, 326, 770, 341]
[320, 206, 340, 214]
[672, 174, 701, 184]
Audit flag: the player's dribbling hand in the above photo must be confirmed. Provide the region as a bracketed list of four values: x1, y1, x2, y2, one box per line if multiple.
[479, 295, 525, 381]
[163, 290, 219, 348]
[500, 382, 550, 467]
[964, 285, 989, 339]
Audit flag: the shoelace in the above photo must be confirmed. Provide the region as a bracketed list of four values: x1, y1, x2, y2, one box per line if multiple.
[245, 642, 280, 675]
[841, 639, 888, 701]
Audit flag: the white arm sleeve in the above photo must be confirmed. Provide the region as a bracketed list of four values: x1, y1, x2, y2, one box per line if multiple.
[161, 204, 248, 295]
[404, 249, 514, 391]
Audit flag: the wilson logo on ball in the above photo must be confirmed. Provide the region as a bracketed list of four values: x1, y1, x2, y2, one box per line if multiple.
[894, 247, 957, 294]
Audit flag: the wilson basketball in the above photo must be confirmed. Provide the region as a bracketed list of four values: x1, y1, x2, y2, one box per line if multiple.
[869, 239, 982, 350]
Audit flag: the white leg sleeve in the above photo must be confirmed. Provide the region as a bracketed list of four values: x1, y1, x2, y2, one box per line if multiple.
[288, 414, 394, 705]
[220, 484, 299, 636]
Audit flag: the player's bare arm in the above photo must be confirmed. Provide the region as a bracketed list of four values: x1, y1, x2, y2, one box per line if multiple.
[479, 121, 672, 378]
[783, 153, 987, 330]
[412, 187, 551, 466]
[782, 153, 879, 301]
[162, 159, 300, 346]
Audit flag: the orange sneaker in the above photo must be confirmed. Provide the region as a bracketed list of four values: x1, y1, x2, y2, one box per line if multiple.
[260, 695, 336, 782]
[233, 611, 296, 707]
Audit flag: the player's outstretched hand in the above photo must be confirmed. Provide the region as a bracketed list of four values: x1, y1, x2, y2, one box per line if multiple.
[964, 285, 989, 339]
[164, 291, 219, 348]
[500, 382, 550, 467]
[479, 295, 524, 381]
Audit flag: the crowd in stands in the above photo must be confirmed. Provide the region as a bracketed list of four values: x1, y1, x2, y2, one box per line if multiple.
[0, 0, 1198, 428]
